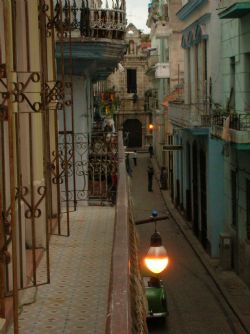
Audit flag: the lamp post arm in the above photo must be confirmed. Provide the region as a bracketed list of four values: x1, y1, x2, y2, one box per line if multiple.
[135, 215, 168, 225]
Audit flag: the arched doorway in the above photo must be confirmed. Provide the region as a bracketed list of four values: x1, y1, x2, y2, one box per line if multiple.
[123, 119, 142, 148]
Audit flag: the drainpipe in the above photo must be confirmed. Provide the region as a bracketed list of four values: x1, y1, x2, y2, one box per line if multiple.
[3, 0, 19, 333]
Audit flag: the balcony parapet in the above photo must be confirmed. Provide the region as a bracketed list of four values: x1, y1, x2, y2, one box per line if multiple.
[168, 102, 211, 128]
[148, 54, 159, 69]
[55, 0, 127, 79]
[119, 97, 145, 113]
[211, 113, 250, 143]
[218, 0, 250, 9]
[54, 0, 126, 40]
[217, 0, 250, 19]
[106, 131, 148, 333]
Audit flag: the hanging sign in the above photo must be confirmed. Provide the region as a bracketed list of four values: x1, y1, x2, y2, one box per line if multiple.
[163, 145, 182, 151]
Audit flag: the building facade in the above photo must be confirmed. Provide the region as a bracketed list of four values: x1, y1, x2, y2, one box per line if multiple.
[167, 0, 250, 289]
[168, 0, 224, 256]
[215, 0, 250, 285]
[107, 24, 152, 149]
[146, 0, 184, 169]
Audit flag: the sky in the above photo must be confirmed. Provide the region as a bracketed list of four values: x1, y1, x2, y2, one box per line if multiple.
[126, 0, 150, 34]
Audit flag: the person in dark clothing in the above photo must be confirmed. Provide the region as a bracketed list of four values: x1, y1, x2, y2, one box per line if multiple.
[147, 164, 154, 192]
[148, 144, 154, 158]
[110, 167, 118, 204]
[80, 0, 90, 36]
[160, 167, 167, 190]
[125, 154, 133, 177]
[132, 150, 137, 166]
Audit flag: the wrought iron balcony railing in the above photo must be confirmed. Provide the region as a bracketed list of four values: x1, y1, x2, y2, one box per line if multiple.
[54, 0, 126, 40]
[211, 113, 250, 130]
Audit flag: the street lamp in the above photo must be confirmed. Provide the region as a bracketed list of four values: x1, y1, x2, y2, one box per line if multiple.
[144, 230, 169, 274]
[136, 209, 169, 274]
[148, 123, 154, 130]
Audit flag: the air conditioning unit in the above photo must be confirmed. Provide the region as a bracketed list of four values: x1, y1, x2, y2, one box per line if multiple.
[219, 233, 232, 270]
[155, 63, 170, 79]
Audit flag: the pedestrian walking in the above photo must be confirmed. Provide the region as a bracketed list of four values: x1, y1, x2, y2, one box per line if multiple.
[147, 162, 154, 192]
[110, 167, 118, 204]
[132, 150, 137, 166]
[148, 144, 154, 158]
[125, 153, 133, 177]
[160, 167, 167, 190]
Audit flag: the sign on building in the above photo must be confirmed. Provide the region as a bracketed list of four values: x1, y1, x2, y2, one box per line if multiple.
[163, 145, 182, 151]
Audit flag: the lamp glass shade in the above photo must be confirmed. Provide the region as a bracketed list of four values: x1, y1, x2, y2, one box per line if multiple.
[144, 245, 169, 274]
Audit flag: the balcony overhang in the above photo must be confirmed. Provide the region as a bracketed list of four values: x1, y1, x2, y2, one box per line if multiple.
[177, 0, 208, 20]
[232, 143, 250, 150]
[168, 102, 211, 128]
[56, 39, 127, 81]
[211, 125, 250, 144]
[186, 128, 209, 136]
[218, 3, 250, 19]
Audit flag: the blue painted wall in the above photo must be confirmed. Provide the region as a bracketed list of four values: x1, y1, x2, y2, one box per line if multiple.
[207, 136, 225, 257]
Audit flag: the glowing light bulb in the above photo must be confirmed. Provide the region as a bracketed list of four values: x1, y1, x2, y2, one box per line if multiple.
[144, 232, 169, 274]
[148, 123, 154, 130]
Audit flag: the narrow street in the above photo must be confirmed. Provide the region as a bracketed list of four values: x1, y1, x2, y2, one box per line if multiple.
[130, 153, 246, 334]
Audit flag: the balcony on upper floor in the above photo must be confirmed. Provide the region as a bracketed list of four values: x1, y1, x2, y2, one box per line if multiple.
[148, 53, 159, 69]
[218, 0, 250, 19]
[54, 0, 127, 81]
[146, 61, 170, 79]
[168, 101, 211, 129]
[145, 89, 158, 111]
[211, 113, 250, 144]
[168, 100, 250, 143]
[176, 0, 208, 21]
[118, 97, 146, 114]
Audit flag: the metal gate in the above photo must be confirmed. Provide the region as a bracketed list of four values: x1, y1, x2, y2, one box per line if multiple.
[58, 131, 118, 207]
[0, 0, 75, 330]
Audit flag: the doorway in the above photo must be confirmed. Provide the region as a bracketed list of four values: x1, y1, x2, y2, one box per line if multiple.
[200, 149, 207, 249]
[192, 142, 199, 237]
[123, 119, 142, 147]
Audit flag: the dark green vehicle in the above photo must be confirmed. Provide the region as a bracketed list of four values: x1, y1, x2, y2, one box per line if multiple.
[143, 276, 168, 319]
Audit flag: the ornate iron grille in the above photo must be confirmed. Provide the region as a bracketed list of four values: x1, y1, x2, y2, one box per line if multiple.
[58, 131, 118, 206]
[53, 0, 126, 40]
